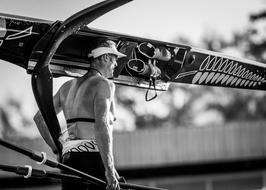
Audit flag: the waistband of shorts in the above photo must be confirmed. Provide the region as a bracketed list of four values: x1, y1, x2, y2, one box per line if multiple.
[62, 139, 99, 155]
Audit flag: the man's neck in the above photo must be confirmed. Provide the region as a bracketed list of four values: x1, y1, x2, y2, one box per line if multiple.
[90, 67, 110, 79]
[90, 67, 103, 76]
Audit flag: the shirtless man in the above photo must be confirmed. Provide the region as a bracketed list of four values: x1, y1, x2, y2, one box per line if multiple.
[34, 39, 126, 190]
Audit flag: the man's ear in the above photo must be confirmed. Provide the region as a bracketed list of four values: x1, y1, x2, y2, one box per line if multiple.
[102, 54, 109, 62]
[97, 55, 107, 64]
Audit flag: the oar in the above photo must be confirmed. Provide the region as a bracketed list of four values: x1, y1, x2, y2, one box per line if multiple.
[0, 139, 167, 190]
[0, 164, 90, 185]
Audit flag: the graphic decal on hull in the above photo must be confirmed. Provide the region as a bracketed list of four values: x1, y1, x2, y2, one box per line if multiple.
[0, 18, 6, 38]
[175, 70, 198, 79]
[176, 54, 266, 89]
[192, 55, 266, 87]
[6, 26, 32, 40]
[0, 18, 32, 47]
[0, 18, 6, 47]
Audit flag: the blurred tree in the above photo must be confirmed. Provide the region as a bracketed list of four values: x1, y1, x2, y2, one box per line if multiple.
[250, 11, 266, 22]
[0, 97, 39, 140]
[249, 10, 266, 62]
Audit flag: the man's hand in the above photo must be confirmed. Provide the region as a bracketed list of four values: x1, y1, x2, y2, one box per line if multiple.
[105, 170, 120, 190]
[115, 169, 126, 183]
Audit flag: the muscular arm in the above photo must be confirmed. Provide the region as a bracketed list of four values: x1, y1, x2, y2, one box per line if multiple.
[94, 80, 116, 180]
[33, 88, 62, 153]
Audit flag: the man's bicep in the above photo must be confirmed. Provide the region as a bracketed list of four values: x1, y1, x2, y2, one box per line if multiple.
[94, 93, 110, 123]
[94, 82, 111, 122]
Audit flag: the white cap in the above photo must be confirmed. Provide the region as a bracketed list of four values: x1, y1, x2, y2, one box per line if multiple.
[88, 46, 126, 58]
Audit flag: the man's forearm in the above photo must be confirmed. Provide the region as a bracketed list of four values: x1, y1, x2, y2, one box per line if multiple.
[94, 121, 115, 174]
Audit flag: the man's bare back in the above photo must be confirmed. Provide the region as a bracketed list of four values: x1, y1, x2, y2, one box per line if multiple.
[57, 72, 116, 141]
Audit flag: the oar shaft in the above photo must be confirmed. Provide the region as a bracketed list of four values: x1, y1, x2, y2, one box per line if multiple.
[0, 164, 90, 185]
[0, 138, 58, 167]
[0, 138, 33, 158]
[57, 162, 106, 186]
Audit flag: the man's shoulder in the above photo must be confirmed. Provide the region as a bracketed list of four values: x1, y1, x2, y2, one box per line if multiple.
[60, 79, 74, 91]
[94, 77, 115, 96]
[94, 76, 113, 87]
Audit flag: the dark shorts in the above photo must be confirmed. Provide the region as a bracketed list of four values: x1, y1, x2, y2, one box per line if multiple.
[61, 152, 105, 190]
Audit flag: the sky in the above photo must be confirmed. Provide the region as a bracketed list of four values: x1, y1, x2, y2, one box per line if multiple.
[0, 0, 265, 114]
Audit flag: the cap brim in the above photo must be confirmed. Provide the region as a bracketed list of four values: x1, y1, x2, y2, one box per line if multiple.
[88, 47, 127, 58]
[113, 51, 127, 58]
